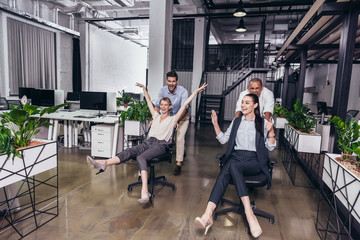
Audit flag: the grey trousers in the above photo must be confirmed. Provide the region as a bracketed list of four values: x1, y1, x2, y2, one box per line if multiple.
[116, 137, 168, 171]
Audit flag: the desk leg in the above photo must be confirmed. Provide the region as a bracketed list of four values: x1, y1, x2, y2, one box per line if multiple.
[112, 123, 119, 157]
[48, 120, 54, 140]
[69, 120, 73, 148]
[53, 120, 59, 141]
[64, 120, 68, 148]
[74, 121, 78, 146]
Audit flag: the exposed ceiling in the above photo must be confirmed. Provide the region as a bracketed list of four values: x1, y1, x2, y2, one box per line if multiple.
[39, 0, 312, 51]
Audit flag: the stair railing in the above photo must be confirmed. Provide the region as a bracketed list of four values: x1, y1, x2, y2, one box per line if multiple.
[195, 71, 206, 126]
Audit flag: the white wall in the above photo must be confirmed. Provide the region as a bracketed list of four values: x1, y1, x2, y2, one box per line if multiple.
[304, 64, 360, 119]
[88, 24, 147, 97]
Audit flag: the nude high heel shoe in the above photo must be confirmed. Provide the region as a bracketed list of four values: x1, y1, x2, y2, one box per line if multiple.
[86, 156, 106, 175]
[195, 216, 213, 235]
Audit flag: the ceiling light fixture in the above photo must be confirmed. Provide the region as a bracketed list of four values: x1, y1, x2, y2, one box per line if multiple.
[233, 0, 246, 17]
[236, 18, 246, 32]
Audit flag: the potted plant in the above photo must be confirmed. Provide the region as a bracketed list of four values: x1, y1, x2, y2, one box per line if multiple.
[322, 116, 360, 227]
[116, 97, 122, 107]
[118, 90, 132, 108]
[284, 99, 321, 153]
[119, 100, 152, 136]
[0, 103, 66, 187]
[273, 104, 289, 129]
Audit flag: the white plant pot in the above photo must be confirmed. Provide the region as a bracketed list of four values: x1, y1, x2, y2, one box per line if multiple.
[274, 117, 288, 129]
[124, 120, 146, 136]
[0, 139, 57, 188]
[284, 123, 321, 154]
[316, 123, 331, 152]
[322, 153, 360, 224]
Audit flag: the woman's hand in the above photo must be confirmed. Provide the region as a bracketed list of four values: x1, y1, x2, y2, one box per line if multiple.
[195, 83, 208, 94]
[211, 110, 218, 126]
[136, 82, 145, 88]
[265, 121, 274, 132]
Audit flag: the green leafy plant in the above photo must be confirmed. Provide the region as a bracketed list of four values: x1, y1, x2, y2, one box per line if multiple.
[119, 100, 152, 124]
[116, 97, 121, 106]
[118, 90, 132, 105]
[0, 103, 67, 160]
[273, 104, 288, 118]
[329, 116, 360, 161]
[286, 99, 316, 133]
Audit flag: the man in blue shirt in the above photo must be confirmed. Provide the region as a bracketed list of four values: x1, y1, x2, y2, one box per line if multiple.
[155, 71, 189, 175]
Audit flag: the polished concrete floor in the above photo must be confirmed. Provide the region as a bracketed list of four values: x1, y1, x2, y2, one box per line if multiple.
[1, 123, 321, 240]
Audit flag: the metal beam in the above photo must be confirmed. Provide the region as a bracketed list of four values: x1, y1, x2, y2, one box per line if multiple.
[256, 18, 266, 68]
[318, 2, 353, 16]
[276, 0, 326, 60]
[290, 43, 360, 50]
[282, 63, 290, 107]
[330, 9, 359, 153]
[297, 48, 307, 102]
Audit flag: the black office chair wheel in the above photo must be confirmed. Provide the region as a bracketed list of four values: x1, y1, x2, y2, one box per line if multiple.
[128, 186, 133, 192]
[137, 176, 141, 181]
[214, 215, 218, 221]
[269, 218, 275, 224]
[172, 186, 176, 191]
[220, 199, 225, 206]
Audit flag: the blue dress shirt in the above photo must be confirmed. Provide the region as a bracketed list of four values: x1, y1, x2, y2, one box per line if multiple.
[155, 85, 188, 115]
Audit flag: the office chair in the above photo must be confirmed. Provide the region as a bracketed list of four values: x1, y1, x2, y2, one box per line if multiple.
[213, 153, 277, 234]
[0, 97, 9, 110]
[346, 110, 359, 121]
[6, 100, 22, 109]
[127, 129, 177, 202]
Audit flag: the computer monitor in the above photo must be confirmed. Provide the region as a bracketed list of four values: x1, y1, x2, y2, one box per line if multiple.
[317, 101, 328, 115]
[66, 92, 80, 101]
[80, 91, 107, 111]
[19, 87, 35, 99]
[31, 89, 55, 107]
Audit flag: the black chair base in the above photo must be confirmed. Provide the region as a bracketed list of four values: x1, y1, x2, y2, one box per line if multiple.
[127, 164, 176, 200]
[214, 198, 275, 233]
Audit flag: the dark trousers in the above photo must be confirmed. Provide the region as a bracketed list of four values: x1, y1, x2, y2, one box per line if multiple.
[116, 137, 168, 171]
[209, 150, 261, 206]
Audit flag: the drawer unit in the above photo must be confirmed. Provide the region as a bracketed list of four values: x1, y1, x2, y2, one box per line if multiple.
[91, 124, 114, 158]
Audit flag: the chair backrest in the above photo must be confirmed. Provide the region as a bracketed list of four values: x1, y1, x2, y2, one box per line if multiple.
[148, 127, 177, 164]
[346, 110, 359, 121]
[6, 100, 22, 109]
[0, 97, 9, 110]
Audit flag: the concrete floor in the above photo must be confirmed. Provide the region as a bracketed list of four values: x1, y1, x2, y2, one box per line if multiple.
[1, 123, 321, 240]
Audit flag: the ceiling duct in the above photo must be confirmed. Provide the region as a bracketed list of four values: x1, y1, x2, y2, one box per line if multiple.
[113, 0, 134, 7]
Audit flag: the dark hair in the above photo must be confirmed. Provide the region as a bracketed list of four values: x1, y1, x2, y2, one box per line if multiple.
[244, 93, 264, 137]
[160, 97, 172, 106]
[166, 71, 178, 81]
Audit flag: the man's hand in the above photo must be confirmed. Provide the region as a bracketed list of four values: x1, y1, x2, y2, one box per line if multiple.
[265, 121, 274, 133]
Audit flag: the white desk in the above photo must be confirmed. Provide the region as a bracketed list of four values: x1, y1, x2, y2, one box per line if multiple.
[40, 111, 121, 157]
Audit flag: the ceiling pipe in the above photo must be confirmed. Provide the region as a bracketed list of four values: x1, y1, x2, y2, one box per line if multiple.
[84, 8, 309, 22]
[202, 0, 314, 10]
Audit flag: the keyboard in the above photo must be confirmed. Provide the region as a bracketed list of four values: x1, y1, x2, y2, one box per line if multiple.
[73, 115, 95, 119]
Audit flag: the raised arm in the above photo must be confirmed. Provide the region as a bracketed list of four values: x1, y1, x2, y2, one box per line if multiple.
[136, 83, 155, 116]
[174, 83, 208, 122]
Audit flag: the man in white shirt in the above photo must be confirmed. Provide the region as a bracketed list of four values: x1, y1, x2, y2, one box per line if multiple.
[235, 78, 274, 121]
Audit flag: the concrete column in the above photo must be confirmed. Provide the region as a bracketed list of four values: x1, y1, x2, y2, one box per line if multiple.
[190, 17, 207, 121]
[0, 12, 9, 97]
[147, 0, 173, 100]
[79, 21, 90, 91]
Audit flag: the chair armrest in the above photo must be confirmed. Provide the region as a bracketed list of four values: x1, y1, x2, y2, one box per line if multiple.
[216, 153, 225, 159]
[269, 158, 277, 164]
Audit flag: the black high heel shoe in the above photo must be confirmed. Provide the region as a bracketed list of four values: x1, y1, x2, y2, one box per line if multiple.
[86, 156, 107, 174]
